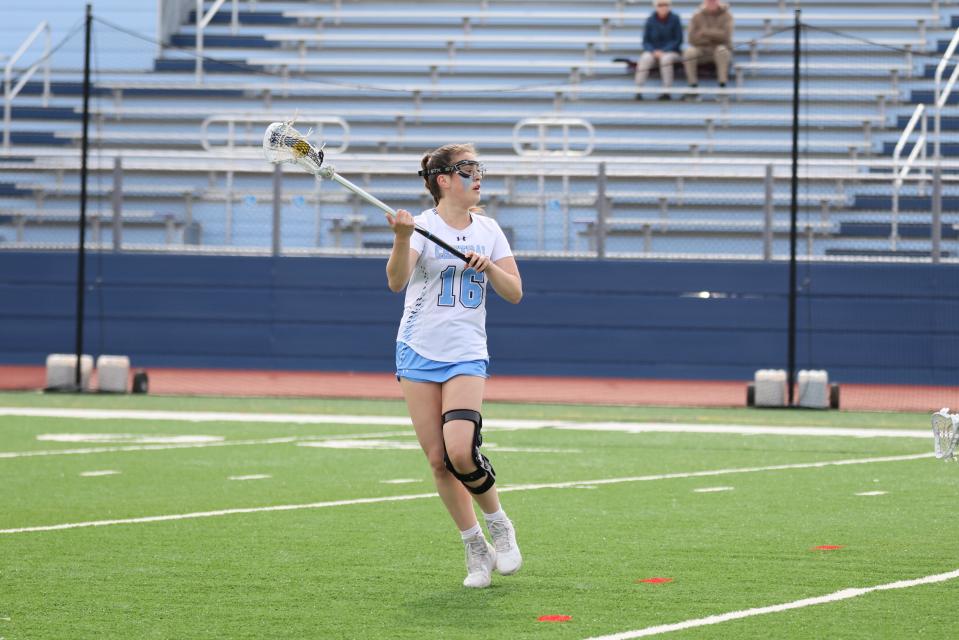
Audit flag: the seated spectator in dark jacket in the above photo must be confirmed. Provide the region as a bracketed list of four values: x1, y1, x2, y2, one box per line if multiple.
[635, 0, 684, 101]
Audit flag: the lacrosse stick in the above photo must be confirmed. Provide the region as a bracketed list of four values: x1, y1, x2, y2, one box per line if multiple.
[932, 408, 959, 461]
[262, 121, 469, 263]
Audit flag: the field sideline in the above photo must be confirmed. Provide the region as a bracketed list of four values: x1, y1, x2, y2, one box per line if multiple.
[1, 391, 956, 639]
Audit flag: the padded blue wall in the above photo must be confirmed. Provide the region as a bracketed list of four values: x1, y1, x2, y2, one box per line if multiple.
[1, 251, 956, 384]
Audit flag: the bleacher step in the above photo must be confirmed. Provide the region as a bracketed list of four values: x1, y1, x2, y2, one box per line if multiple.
[826, 248, 953, 258]
[169, 34, 278, 48]
[187, 10, 296, 25]
[838, 221, 959, 239]
[852, 194, 959, 210]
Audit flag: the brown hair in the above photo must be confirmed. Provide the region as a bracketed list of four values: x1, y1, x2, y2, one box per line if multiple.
[419, 143, 477, 205]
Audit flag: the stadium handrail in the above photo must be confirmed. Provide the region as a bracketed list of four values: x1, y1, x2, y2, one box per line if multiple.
[891, 103, 928, 251]
[195, 0, 243, 83]
[199, 113, 351, 153]
[934, 25, 959, 161]
[3, 21, 51, 150]
[513, 117, 595, 157]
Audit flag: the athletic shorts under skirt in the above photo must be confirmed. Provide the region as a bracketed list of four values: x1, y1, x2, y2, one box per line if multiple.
[395, 341, 489, 383]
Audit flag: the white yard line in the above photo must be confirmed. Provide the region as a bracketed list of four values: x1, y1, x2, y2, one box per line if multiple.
[0, 407, 413, 426]
[581, 568, 959, 640]
[495, 453, 932, 492]
[0, 431, 412, 459]
[0, 407, 931, 439]
[0, 452, 931, 535]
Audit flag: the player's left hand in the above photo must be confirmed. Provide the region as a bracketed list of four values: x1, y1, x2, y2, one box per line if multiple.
[465, 251, 491, 273]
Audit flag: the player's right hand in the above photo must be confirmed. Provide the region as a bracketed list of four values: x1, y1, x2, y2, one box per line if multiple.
[387, 209, 415, 240]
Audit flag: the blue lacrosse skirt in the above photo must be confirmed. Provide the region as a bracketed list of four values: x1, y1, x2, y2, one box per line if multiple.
[395, 341, 489, 383]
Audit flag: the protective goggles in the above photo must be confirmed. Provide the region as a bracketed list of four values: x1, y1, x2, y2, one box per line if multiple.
[417, 159, 486, 180]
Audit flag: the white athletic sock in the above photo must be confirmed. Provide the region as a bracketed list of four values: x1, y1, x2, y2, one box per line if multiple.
[483, 508, 508, 524]
[460, 523, 483, 541]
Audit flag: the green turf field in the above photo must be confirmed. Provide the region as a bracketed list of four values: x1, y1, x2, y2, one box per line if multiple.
[1, 391, 956, 639]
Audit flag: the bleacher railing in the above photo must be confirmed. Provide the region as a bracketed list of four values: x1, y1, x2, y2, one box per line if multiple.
[930, 24, 959, 263]
[934, 26, 959, 163]
[512, 117, 595, 158]
[195, 0, 240, 83]
[1, 153, 950, 260]
[2, 21, 50, 150]
[199, 114, 349, 242]
[891, 103, 927, 251]
[512, 117, 596, 251]
[199, 115, 350, 154]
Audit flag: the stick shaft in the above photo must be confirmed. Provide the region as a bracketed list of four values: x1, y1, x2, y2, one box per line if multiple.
[328, 171, 470, 263]
[412, 227, 470, 263]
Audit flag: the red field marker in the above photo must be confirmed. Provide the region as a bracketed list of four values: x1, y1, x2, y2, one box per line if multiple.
[812, 545, 844, 551]
[538, 615, 572, 622]
[636, 577, 674, 584]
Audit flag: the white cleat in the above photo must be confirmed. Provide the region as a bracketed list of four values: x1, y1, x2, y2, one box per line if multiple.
[463, 535, 497, 588]
[488, 519, 523, 576]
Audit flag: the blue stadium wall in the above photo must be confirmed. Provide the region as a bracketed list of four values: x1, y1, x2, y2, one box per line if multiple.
[1, 251, 956, 385]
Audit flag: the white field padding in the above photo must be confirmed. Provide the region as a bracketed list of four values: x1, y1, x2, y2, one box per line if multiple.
[581, 568, 959, 640]
[0, 452, 932, 535]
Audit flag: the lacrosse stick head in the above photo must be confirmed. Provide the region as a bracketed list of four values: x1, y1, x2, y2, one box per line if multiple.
[932, 408, 959, 461]
[263, 121, 331, 177]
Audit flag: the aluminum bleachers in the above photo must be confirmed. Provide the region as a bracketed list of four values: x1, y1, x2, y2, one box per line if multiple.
[0, 0, 957, 258]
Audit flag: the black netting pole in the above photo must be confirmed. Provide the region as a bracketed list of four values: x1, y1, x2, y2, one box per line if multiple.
[74, 2, 92, 389]
[787, 9, 801, 406]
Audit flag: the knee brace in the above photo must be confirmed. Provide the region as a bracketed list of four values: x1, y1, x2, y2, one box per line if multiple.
[442, 409, 495, 495]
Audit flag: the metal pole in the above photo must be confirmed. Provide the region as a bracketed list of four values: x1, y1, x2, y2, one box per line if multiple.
[74, 3, 93, 390]
[112, 156, 122, 251]
[272, 163, 282, 256]
[763, 163, 774, 261]
[196, 0, 203, 83]
[596, 162, 607, 259]
[932, 165, 942, 263]
[225, 169, 234, 243]
[932, 101, 942, 263]
[787, 9, 801, 407]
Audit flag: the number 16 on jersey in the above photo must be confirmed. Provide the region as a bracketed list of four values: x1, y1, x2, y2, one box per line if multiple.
[437, 266, 485, 309]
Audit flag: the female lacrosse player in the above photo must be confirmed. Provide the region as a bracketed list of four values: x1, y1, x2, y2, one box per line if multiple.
[385, 143, 523, 589]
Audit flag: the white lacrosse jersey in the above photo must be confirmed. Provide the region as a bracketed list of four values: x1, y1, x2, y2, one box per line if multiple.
[396, 209, 514, 363]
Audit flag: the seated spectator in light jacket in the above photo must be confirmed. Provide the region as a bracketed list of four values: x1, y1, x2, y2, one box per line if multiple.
[682, 0, 734, 99]
[635, 0, 684, 101]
